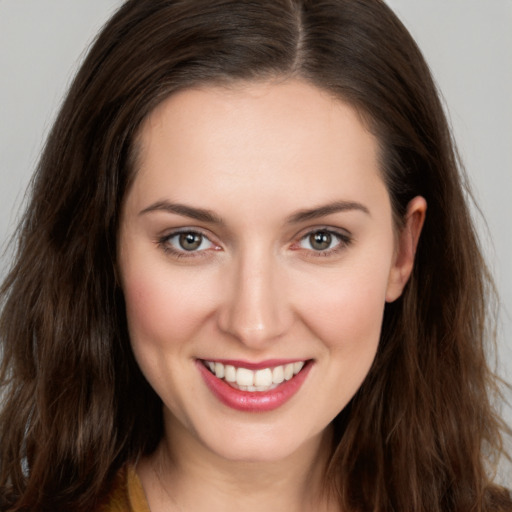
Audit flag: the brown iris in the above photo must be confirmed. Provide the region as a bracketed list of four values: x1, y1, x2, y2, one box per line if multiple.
[179, 232, 203, 251]
[309, 231, 332, 251]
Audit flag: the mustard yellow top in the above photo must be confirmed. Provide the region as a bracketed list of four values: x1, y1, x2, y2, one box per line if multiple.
[97, 465, 151, 512]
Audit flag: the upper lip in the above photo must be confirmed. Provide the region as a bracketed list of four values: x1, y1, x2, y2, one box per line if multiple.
[198, 358, 310, 370]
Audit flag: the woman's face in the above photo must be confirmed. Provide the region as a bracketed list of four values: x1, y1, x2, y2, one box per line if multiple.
[118, 80, 424, 463]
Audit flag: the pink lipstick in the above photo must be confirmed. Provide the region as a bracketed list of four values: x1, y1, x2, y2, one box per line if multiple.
[197, 359, 312, 412]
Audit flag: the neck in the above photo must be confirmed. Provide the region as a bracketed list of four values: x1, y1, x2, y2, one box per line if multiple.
[138, 415, 337, 512]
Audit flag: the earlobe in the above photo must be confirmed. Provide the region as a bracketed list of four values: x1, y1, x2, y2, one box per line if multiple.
[385, 196, 427, 302]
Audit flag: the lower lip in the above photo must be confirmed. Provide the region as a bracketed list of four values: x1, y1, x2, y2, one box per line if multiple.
[197, 360, 312, 412]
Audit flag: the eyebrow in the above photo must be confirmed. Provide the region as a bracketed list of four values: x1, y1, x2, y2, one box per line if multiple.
[139, 199, 370, 225]
[139, 201, 224, 225]
[286, 200, 370, 223]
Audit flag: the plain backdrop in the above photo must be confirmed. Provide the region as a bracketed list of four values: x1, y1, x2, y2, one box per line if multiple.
[0, 0, 511, 483]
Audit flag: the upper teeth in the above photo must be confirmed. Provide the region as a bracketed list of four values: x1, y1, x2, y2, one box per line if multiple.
[205, 360, 305, 391]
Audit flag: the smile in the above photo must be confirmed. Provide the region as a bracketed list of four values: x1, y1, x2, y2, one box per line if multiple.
[197, 359, 313, 412]
[203, 360, 305, 392]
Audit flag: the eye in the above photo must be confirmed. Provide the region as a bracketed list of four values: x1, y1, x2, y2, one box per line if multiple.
[297, 229, 351, 254]
[160, 230, 216, 254]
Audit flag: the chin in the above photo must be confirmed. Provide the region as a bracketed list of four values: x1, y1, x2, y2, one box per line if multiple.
[195, 421, 326, 464]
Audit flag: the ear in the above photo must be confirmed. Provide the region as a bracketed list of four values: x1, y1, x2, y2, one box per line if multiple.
[386, 196, 427, 302]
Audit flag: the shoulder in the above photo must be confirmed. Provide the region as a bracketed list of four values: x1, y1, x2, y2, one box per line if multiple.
[96, 464, 151, 512]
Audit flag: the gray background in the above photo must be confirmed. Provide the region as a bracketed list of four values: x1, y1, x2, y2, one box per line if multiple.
[1, 0, 510, 484]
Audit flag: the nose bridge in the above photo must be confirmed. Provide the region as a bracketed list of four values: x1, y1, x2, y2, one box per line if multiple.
[218, 243, 290, 346]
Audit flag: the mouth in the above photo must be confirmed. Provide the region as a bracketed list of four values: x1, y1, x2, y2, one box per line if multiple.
[202, 359, 306, 392]
[197, 358, 313, 412]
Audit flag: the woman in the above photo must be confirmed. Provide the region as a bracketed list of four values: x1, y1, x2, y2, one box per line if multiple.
[0, 0, 510, 511]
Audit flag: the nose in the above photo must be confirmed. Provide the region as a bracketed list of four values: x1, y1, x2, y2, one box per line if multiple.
[216, 250, 293, 347]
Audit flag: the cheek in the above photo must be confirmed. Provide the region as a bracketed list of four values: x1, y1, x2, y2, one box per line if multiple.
[294, 257, 392, 354]
[121, 261, 216, 354]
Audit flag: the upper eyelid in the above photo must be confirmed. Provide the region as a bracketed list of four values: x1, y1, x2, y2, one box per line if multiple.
[293, 225, 352, 241]
[160, 226, 215, 241]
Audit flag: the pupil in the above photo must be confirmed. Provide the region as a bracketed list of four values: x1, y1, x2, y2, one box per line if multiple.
[179, 233, 202, 251]
[310, 232, 331, 251]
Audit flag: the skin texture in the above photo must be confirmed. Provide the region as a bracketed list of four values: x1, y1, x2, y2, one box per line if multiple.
[117, 80, 426, 511]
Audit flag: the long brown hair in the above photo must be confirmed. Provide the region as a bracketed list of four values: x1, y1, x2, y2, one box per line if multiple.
[1, 1, 510, 510]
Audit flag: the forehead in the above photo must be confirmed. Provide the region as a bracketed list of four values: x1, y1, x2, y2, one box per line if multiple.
[128, 79, 388, 218]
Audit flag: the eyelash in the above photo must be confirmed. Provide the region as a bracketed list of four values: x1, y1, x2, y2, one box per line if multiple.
[157, 229, 218, 259]
[294, 228, 352, 257]
[156, 227, 353, 259]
